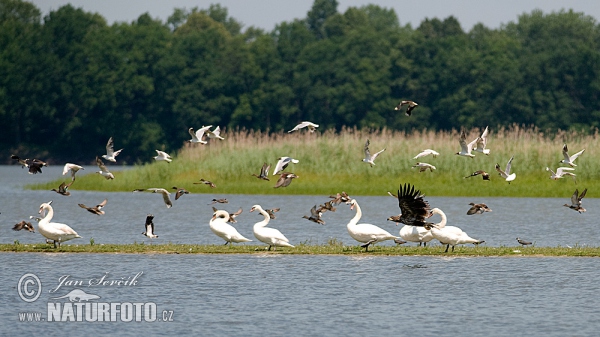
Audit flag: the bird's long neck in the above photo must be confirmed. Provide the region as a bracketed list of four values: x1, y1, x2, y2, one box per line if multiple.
[41, 206, 53, 223]
[254, 207, 270, 228]
[431, 208, 447, 228]
[349, 202, 362, 226]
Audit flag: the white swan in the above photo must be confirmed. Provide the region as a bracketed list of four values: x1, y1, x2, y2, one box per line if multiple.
[38, 201, 81, 248]
[398, 225, 434, 247]
[209, 210, 252, 245]
[426, 208, 484, 252]
[250, 205, 294, 250]
[346, 199, 399, 251]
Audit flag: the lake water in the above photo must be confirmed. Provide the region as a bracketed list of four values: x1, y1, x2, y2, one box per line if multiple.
[1, 165, 599, 335]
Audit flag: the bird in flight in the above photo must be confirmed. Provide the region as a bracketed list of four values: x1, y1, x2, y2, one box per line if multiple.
[394, 100, 418, 116]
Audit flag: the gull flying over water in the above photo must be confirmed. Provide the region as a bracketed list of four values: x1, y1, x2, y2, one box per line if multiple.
[560, 144, 585, 167]
[413, 149, 439, 160]
[495, 156, 516, 183]
[78, 198, 108, 215]
[394, 100, 418, 116]
[362, 139, 385, 166]
[133, 188, 173, 208]
[142, 214, 158, 238]
[62, 163, 84, 179]
[102, 137, 123, 162]
[287, 121, 319, 133]
[95, 156, 114, 180]
[273, 157, 299, 175]
[564, 188, 587, 213]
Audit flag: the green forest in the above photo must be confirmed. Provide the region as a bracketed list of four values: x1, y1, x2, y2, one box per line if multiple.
[1, 0, 599, 163]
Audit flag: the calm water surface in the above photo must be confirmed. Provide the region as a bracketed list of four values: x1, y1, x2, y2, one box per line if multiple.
[1, 166, 599, 335]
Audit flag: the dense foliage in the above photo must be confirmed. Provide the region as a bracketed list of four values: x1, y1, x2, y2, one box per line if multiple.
[2, 0, 599, 162]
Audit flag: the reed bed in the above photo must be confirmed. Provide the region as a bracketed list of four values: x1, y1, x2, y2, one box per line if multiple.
[2, 242, 600, 257]
[31, 125, 600, 197]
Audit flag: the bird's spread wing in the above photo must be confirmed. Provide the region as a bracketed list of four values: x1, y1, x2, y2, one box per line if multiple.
[106, 137, 114, 156]
[459, 131, 468, 152]
[556, 167, 574, 176]
[562, 144, 570, 161]
[570, 149, 585, 161]
[397, 183, 431, 226]
[505, 156, 514, 175]
[495, 163, 506, 178]
[364, 140, 371, 158]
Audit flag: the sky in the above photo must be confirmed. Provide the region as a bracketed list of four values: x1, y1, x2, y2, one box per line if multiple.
[28, 0, 600, 32]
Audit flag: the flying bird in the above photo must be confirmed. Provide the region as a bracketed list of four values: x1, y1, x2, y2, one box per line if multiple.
[560, 144, 585, 167]
[78, 199, 108, 215]
[467, 203, 492, 215]
[62, 163, 84, 179]
[208, 198, 228, 205]
[13, 221, 35, 232]
[317, 200, 337, 213]
[95, 156, 115, 180]
[206, 126, 225, 140]
[102, 137, 123, 162]
[11, 155, 47, 174]
[473, 126, 490, 155]
[546, 167, 576, 181]
[188, 126, 212, 144]
[212, 206, 243, 223]
[394, 100, 418, 116]
[133, 188, 173, 208]
[252, 163, 270, 181]
[412, 162, 436, 172]
[564, 188, 587, 213]
[516, 237, 532, 247]
[456, 130, 477, 158]
[154, 150, 172, 163]
[51, 180, 74, 196]
[142, 214, 158, 238]
[11, 154, 29, 168]
[303, 205, 325, 225]
[172, 187, 190, 200]
[194, 179, 216, 188]
[273, 172, 298, 188]
[362, 139, 385, 166]
[464, 170, 490, 181]
[495, 156, 516, 183]
[287, 121, 319, 133]
[264, 208, 280, 220]
[329, 192, 350, 205]
[413, 149, 439, 160]
[396, 183, 432, 227]
[273, 157, 299, 175]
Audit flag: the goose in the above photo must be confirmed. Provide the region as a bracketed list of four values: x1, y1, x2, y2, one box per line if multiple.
[208, 198, 228, 205]
[142, 214, 158, 238]
[274, 172, 298, 188]
[172, 186, 190, 200]
[102, 137, 123, 162]
[13, 221, 35, 232]
[516, 237, 532, 246]
[62, 163, 84, 179]
[560, 144, 585, 167]
[396, 183, 432, 227]
[133, 188, 173, 208]
[456, 130, 477, 158]
[413, 149, 439, 159]
[346, 199, 399, 251]
[250, 205, 294, 250]
[51, 180, 74, 196]
[37, 201, 81, 248]
[206, 126, 225, 140]
[252, 163, 270, 181]
[194, 178, 216, 188]
[362, 139, 385, 166]
[188, 126, 212, 144]
[287, 121, 319, 133]
[473, 126, 490, 155]
[212, 206, 243, 223]
[154, 150, 172, 163]
[209, 210, 252, 245]
[425, 208, 484, 252]
[394, 100, 418, 116]
[412, 162, 436, 172]
[546, 167, 576, 181]
[273, 157, 299, 175]
[466, 203, 492, 215]
[95, 156, 114, 180]
[495, 156, 516, 183]
[78, 199, 108, 215]
[564, 188, 587, 213]
[464, 170, 490, 180]
[303, 205, 325, 225]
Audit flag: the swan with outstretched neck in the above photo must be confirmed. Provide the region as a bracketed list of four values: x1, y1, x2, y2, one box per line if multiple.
[426, 208, 484, 252]
[209, 210, 252, 245]
[250, 205, 294, 250]
[346, 199, 399, 251]
[37, 201, 81, 248]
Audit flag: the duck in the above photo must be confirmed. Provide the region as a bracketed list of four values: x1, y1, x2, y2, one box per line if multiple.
[464, 170, 490, 180]
[303, 205, 325, 225]
[102, 137, 123, 162]
[455, 130, 477, 158]
[473, 126, 490, 155]
[194, 178, 216, 188]
[516, 237, 532, 246]
[252, 163, 270, 181]
[425, 208, 484, 252]
[154, 150, 172, 163]
[27, 159, 47, 174]
[495, 156, 516, 183]
[273, 172, 298, 188]
[172, 186, 190, 200]
[346, 199, 399, 251]
[394, 100, 418, 116]
[51, 180, 74, 196]
[362, 139, 385, 166]
[13, 221, 35, 233]
[37, 201, 81, 248]
[95, 156, 115, 180]
[560, 144, 585, 167]
[78, 198, 108, 215]
[208, 198, 228, 205]
[564, 188, 587, 213]
[209, 210, 252, 245]
[412, 162, 436, 172]
[466, 203, 492, 215]
[287, 121, 319, 133]
[62, 163, 84, 179]
[329, 192, 350, 205]
[142, 214, 158, 238]
[188, 126, 212, 144]
[546, 167, 576, 181]
[413, 149, 439, 159]
[273, 157, 299, 175]
[250, 204, 294, 250]
[133, 188, 173, 208]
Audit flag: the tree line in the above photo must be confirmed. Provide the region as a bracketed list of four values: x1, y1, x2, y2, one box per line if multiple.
[1, 0, 599, 163]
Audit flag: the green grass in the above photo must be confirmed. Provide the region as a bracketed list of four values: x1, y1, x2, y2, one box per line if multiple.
[2, 242, 600, 257]
[29, 126, 600, 197]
